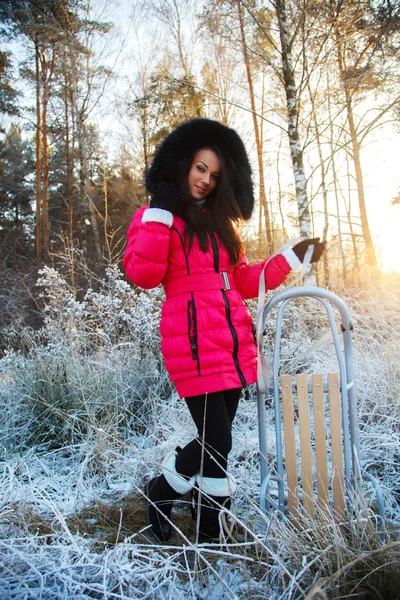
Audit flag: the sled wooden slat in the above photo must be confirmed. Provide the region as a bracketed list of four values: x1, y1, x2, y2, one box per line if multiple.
[280, 373, 345, 520]
[312, 374, 329, 513]
[297, 374, 314, 518]
[281, 375, 299, 519]
[328, 372, 346, 520]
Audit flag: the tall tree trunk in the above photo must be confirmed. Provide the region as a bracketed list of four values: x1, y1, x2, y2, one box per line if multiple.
[237, 0, 273, 254]
[306, 78, 330, 286]
[69, 44, 97, 257]
[345, 152, 360, 276]
[276, 133, 287, 241]
[327, 78, 347, 284]
[71, 29, 103, 266]
[77, 119, 102, 264]
[66, 99, 75, 239]
[331, 151, 347, 284]
[86, 181, 102, 265]
[102, 166, 111, 263]
[141, 99, 150, 175]
[63, 57, 76, 291]
[275, 0, 312, 241]
[333, 25, 377, 267]
[172, 0, 190, 79]
[15, 197, 20, 264]
[258, 201, 263, 256]
[41, 50, 50, 263]
[64, 58, 74, 235]
[35, 40, 42, 262]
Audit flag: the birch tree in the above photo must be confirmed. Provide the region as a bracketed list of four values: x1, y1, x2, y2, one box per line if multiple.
[271, 0, 313, 240]
[233, 0, 321, 247]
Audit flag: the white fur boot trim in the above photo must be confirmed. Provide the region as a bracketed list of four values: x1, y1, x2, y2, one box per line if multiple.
[195, 475, 237, 497]
[161, 450, 196, 494]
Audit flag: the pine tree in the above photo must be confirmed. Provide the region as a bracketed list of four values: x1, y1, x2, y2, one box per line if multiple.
[0, 125, 35, 261]
[0, 51, 19, 124]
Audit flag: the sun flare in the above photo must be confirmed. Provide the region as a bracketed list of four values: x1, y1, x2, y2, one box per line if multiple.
[370, 204, 400, 273]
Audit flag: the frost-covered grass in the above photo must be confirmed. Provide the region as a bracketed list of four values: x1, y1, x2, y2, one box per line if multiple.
[0, 267, 399, 598]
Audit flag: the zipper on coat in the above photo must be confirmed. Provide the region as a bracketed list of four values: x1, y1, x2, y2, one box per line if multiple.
[209, 230, 219, 273]
[222, 289, 247, 387]
[209, 231, 247, 387]
[172, 225, 190, 275]
[187, 294, 201, 376]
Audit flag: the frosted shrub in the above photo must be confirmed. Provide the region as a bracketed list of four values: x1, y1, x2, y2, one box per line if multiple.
[0, 266, 168, 453]
[0, 272, 399, 599]
[36, 265, 163, 353]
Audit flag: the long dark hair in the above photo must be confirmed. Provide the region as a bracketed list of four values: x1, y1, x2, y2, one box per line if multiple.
[174, 146, 244, 265]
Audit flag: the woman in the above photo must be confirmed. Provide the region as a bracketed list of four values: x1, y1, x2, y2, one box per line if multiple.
[123, 118, 325, 543]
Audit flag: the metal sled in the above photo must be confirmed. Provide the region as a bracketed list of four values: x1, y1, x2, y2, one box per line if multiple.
[256, 287, 385, 526]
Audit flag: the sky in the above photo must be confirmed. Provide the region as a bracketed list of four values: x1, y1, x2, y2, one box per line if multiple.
[103, 0, 400, 274]
[360, 130, 400, 272]
[4, 0, 400, 274]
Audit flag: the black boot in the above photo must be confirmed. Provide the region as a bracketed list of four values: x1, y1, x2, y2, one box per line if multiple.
[191, 476, 236, 543]
[145, 450, 195, 542]
[145, 475, 179, 542]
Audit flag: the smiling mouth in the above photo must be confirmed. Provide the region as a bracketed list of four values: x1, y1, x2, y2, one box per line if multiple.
[195, 185, 207, 194]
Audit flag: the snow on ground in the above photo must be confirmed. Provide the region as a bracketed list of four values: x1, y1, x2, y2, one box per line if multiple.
[0, 270, 399, 598]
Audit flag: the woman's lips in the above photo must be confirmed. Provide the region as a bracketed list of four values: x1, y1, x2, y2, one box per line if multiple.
[195, 185, 207, 195]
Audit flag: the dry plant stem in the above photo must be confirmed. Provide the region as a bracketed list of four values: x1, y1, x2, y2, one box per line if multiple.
[115, 507, 123, 545]
[306, 541, 400, 599]
[135, 481, 241, 600]
[194, 391, 208, 551]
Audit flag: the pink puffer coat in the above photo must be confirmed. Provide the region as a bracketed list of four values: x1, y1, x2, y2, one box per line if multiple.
[123, 206, 299, 398]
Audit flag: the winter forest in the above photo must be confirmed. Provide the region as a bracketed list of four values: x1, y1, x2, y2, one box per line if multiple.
[1, 0, 400, 598]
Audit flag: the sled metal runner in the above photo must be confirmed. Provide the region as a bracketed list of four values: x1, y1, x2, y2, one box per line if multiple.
[256, 286, 385, 528]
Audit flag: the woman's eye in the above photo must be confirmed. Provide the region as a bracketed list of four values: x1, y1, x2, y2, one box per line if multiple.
[196, 165, 205, 173]
[212, 174, 219, 182]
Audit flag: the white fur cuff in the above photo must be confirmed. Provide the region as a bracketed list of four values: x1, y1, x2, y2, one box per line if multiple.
[195, 475, 237, 497]
[282, 247, 302, 271]
[142, 208, 173, 227]
[162, 450, 196, 494]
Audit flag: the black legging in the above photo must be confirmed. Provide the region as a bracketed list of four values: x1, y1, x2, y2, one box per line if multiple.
[175, 388, 242, 480]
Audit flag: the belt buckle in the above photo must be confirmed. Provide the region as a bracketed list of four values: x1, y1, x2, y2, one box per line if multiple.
[221, 272, 231, 291]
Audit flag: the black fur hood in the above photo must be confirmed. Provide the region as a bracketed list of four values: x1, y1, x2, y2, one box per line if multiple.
[145, 118, 255, 220]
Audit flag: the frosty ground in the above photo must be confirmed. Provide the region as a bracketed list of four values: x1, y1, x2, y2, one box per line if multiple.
[0, 267, 399, 599]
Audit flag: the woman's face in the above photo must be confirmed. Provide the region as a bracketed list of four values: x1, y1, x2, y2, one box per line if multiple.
[187, 148, 221, 201]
